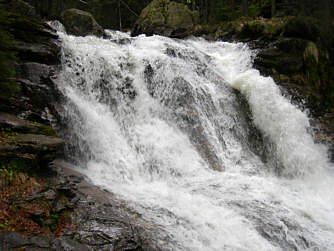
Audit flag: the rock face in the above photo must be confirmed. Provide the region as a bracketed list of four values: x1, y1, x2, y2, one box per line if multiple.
[132, 0, 199, 38]
[60, 8, 104, 37]
[0, 1, 66, 170]
[0, 11, 62, 126]
[0, 112, 63, 168]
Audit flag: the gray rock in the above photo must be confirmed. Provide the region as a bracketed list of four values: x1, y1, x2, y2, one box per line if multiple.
[60, 8, 104, 37]
[51, 237, 90, 251]
[0, 232, 30, 250]
[132, 0, 199, 38]
[0, 133, 64, 166]
[0, 112, 39, 133]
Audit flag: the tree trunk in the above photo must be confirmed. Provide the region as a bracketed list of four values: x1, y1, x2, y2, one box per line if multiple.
[320, 0, 331, 34]
[231, 0, 235, 18]
[271, 0, 276, 17]
[242, 0, 248, 17]
[118, 0, 122, 30]
[299, 0, 305, 16]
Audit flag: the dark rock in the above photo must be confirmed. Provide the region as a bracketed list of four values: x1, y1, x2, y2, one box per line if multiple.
[145, 64, 224, 171]
[0, 133, 64, 167]
[42, 189, 57, 200]
[0, 231, 90, 251]
[0, 11, 62, 127]
[0, 232, 30, 250]
[132, 0, 199, 38]
[51, 237, 90, 251]
[0, 112, 38, 133]
[60, 8, 104, 37]
[13, 40, 60, 65]
[254, 38, 312, 75]
[283, 16, 321, 42]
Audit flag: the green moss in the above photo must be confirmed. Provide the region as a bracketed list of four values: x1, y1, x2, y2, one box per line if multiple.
[0, 127, 18, 141]
[4, 159, 30, 173]
[32, 122, 57, 137]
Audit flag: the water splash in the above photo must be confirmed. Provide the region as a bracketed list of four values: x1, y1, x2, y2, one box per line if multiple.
[56, 30, 334, 250]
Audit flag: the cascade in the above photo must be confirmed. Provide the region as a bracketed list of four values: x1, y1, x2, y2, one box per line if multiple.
[54, 25, 334, 250]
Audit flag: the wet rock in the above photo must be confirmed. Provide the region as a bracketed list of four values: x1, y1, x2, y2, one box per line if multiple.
[0, 10, 62, 127]
[42, 189, 57, 200]
[283, 16, 321, 42]
[145, 66, 224, 171]
[13, 40, 60, 65]
[0, 232, 30, 250]
[0, 112, 38, 133]
[60, 8, 104, 37]
[254, 38, 308, 75]
[51, 237, 90, 251]
[0, 231, 90, 251]
[132, 0, 199, 38]
[0, 133, 64, 166]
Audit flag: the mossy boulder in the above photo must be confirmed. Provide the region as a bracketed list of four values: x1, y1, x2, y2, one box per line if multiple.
[60, 8, 104, 37]
[215, 17, 291, 41]
[132, 0, 199, 38]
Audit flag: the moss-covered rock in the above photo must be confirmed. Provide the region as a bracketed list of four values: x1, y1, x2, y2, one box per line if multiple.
[215, 17, 291, 41]
[60, 8, 104, 37]
[131, 0, 199, 38]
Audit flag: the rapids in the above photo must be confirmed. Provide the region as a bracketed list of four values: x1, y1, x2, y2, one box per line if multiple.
[54, 25, 334, 250]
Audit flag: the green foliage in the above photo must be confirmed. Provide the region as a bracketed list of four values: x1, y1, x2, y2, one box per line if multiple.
[0, 127, 18, 141]
[1, 159, 30, 174]
[0, 8, 18, 100]
[0, 165, 15, 183]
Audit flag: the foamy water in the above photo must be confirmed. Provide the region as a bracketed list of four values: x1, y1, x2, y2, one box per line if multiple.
[53, 27, 334, 250]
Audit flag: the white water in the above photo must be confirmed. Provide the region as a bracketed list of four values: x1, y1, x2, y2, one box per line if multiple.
[55, 29, 334, 250]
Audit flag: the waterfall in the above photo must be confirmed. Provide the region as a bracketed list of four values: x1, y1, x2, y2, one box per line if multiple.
[55, 28, 334, 251]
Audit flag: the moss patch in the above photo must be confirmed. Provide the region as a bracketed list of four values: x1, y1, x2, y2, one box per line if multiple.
[32, 122, 57, 137]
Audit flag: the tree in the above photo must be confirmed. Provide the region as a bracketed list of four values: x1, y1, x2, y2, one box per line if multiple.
[320, 0, 331, 34]
[242, 0, 248, 17]
[271, 0, 276, 17]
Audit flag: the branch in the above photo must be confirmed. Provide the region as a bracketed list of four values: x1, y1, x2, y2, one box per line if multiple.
[120, 0, 139, 17]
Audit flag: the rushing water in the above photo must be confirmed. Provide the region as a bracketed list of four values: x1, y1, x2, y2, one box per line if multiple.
[54, 25, 334, 250]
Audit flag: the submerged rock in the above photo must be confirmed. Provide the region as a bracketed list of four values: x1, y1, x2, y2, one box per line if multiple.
[60, 8, 104, 37]
[132, 0, 199, 38]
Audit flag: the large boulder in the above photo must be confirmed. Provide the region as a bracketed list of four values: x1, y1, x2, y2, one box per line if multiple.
[60, 8, 104, 37]
[132, 0, 199, 38]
